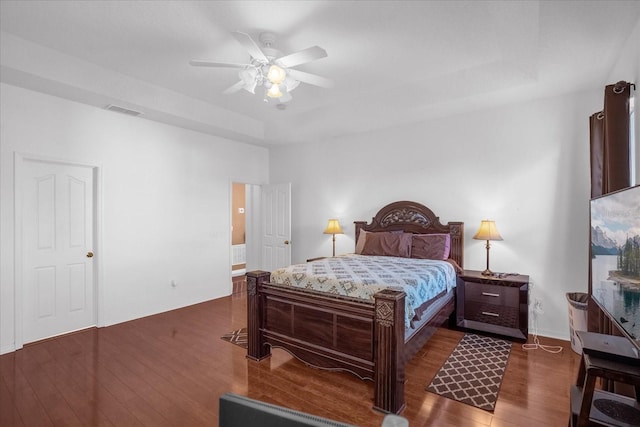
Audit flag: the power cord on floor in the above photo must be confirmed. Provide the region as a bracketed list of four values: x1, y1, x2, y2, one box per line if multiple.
[522, 334, 564, 353]
[522, 307, 563, 353]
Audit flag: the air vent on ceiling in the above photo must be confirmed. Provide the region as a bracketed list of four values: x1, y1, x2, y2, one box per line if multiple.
[105, 104, 143, 116]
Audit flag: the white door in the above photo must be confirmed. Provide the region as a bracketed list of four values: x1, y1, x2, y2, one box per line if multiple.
[20, 159, 96, 344]
[261, 183, 291, 271]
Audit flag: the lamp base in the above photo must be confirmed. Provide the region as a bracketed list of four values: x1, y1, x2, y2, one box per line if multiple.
[481, 269, 494, 276]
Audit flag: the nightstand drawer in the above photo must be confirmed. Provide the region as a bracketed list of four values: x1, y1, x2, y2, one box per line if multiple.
[464, 282, 519, 308]
[465, 303, 519, 329]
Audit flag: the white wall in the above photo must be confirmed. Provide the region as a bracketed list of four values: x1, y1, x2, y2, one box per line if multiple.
[270, 88, 601, 340]
[270, 16, 640, 341]
[0, 83, 269, 354]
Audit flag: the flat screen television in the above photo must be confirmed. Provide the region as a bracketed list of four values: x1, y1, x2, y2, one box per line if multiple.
[219, 393, 359, 427]
[590, 184, 640, 353]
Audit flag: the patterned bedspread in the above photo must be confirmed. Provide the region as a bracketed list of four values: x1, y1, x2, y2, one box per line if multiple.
[270, 254, 457, 329]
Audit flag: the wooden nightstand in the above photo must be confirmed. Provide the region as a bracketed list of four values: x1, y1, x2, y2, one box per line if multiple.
[456, 269, 529, 341]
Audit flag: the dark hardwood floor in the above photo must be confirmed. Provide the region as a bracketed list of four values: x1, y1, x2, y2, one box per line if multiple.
[1, 292, 581, 426]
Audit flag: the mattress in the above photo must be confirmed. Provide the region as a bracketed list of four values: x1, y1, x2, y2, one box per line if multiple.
[270, 254, 457, 329]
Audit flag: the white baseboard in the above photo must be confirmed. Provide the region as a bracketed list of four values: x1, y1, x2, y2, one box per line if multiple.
[0, 343, 17, 355]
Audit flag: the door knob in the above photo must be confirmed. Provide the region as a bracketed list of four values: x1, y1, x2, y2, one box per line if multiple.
[86, 251, 94, 258]
[284, 240, 290, 245]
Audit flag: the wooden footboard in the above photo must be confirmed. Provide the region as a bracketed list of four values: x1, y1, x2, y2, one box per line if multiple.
[246, 200, 461, 414]
[247, 270, 453, 414]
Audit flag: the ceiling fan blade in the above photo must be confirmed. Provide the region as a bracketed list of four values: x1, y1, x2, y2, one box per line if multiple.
[223, 80, 246, 94]
[190, 60, 250, 69]
[286, 69, 334, 89]
[275, 46, 327, 68]
[231, 31, 269, 63]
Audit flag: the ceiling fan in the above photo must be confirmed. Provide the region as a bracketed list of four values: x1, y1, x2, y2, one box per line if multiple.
[190, 31, 333, 103]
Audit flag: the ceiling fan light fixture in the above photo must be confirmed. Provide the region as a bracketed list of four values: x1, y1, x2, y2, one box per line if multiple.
[284, 76, 300, 92]
[237, 69, 257, 94]
[239, 68, 255, 84]
[267, 84, 283, 98]
[267, 64, 286, 85]
[241, 68, 261, 94]
[246, 80, 258, 94]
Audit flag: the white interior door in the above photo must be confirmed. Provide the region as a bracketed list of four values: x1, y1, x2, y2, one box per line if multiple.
[20, 158, 96, 344]
[261, 183, 291, 271]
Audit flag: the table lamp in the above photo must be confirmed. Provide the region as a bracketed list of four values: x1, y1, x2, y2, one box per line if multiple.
[473, 220, 503, 276]
[323, 219, 343, 256]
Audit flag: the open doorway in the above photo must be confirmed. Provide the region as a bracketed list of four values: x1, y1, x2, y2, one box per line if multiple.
[229, 181, 291, 295]
[231, 182, 246, 294]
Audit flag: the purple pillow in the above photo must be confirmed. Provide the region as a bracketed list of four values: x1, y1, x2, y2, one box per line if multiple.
[355, 230, 369, 254]
[361, 232, 412, 258]
[355, 229, 403, 254]
[411, 234, 451, 260]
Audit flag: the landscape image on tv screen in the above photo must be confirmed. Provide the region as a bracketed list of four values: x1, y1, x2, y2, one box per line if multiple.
[591, 185, 640, 343]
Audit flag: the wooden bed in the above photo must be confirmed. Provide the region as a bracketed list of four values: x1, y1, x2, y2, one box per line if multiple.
[246, 201, 464, 414]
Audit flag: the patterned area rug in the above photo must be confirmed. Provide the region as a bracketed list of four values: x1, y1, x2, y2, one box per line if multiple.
[426, 333, 512, 411]
[220, 328, 247, 348]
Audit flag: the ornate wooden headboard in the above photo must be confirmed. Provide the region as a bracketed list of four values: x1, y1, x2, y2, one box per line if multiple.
[354, 200, 464, 268]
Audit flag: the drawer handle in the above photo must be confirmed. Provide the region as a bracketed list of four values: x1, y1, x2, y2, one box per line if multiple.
[481, 311, 500, 317]
[482, 292, 500, 297]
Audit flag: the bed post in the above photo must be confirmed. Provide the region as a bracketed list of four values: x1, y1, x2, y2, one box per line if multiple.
[246, 271, 271, 361]
[373, 289, 406, 414]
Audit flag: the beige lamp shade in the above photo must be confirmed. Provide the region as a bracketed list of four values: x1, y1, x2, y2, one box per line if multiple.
[473, 220, 502, 276]
[323, 219, 344, 235]
[473, 220, 503, 241]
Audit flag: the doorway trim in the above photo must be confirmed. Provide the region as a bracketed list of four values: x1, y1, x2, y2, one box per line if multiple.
[13, 152, 103, 350]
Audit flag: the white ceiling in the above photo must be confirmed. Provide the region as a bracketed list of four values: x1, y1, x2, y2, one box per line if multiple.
[1, 1, 639, 146]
